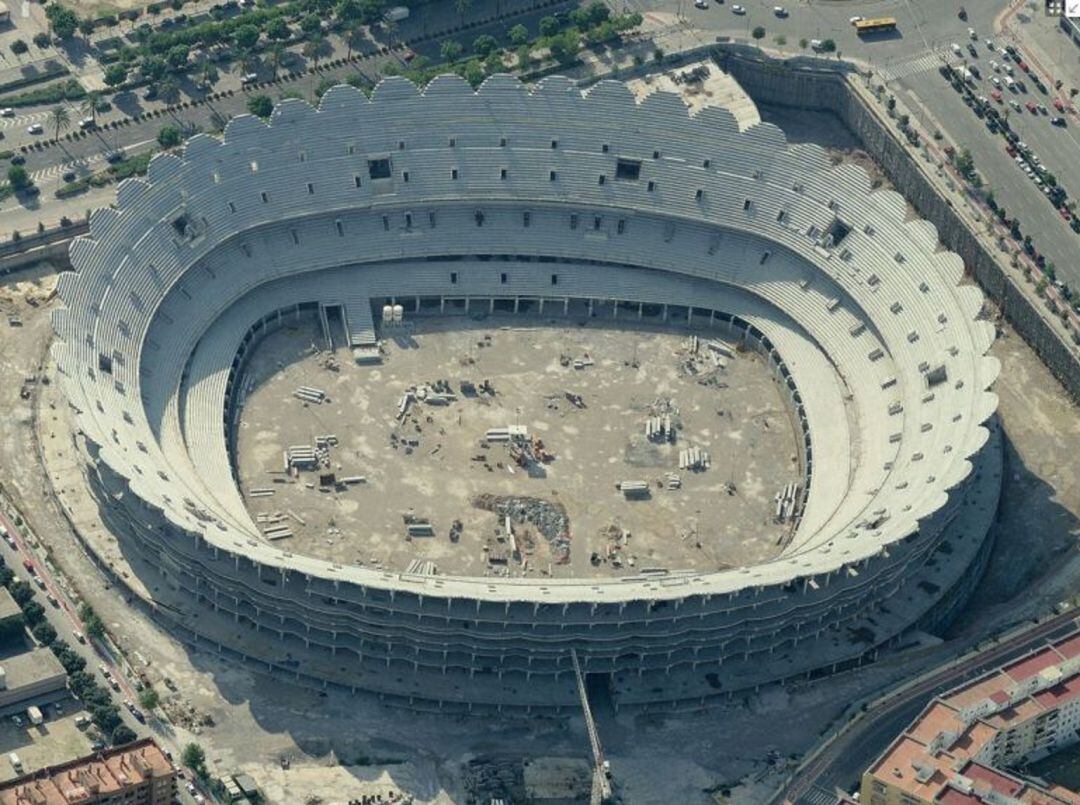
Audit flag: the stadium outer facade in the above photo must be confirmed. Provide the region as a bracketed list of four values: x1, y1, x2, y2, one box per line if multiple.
[51, 75, 1002, 714]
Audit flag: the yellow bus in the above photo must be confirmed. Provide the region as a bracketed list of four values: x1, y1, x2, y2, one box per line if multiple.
[855, 17, 898, 35]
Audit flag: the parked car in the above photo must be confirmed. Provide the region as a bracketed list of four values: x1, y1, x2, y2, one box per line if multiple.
[1026, 101, 1038, 113]
[732, 4, 745, 13]
[773, 6, 788, 16]
[0, 108, 13, 117]
[26, 123, 42, 135]
[1052, 116, 1067, 126]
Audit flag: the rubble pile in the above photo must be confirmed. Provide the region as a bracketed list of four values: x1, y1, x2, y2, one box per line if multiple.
[472, 494, 570, 562]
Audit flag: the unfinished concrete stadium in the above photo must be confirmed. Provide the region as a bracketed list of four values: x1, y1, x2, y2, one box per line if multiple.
[50, 74, 1002, 714]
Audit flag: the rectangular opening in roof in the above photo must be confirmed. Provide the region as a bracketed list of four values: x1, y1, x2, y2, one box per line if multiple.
[615, 158, 642, 181]
[826, 218, 852, 246]
[367, 158, 392, 180]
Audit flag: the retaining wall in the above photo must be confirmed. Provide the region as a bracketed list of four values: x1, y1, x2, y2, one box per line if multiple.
[715, 44, 1080, 402]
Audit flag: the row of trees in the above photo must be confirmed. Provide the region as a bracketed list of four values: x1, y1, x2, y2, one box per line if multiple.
[0, 554, 133, 746]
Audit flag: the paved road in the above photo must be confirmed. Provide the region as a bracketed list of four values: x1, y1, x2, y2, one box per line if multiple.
[0, 504, 204, 803]
[780, 613, 1080, 803]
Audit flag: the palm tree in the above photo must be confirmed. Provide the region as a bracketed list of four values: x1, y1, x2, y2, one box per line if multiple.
[81, 91, 101, 126]
[50, 105, 70, 140]
[303, 36, 323, 68]
[268, 42, 285, 77]
[159, 75, 180, 103]
[455, 0, 471, 26]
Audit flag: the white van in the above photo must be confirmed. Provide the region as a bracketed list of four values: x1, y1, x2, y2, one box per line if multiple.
[951, 43, 963, 56]
[8, 753, 21, 772]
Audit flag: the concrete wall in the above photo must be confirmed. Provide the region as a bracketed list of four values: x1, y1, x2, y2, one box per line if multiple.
[715, 45, 1080, 403]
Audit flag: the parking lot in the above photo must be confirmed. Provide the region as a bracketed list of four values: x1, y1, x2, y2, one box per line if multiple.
[0, 706, 98, 782]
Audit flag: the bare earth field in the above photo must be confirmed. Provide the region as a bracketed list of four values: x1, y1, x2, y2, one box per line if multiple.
[235, 316, 800, 579]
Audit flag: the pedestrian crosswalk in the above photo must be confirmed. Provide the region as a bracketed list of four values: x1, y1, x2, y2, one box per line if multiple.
[0, 111, 48, 132]
[30, 153, 104, 184]
[800, 783, 844, 805]
[877, 51, 946, 83]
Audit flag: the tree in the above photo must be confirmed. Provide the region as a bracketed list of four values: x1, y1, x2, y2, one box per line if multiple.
[751, 26, 765, 40]
[139, 688, 160, 710]
[81, 92, 102, 126]
[652, 47, 664, 64]
[7, 165, 31, 191]
[472, 34, 497, 57]
[539, 15, 559, 37]
[441, 40, 463, 61]
[955, 147, 975, 177]
[166, 43, 189, 70]
[798, 37, 808, 49]
[78, 17, 95, 36]
[182, 743, 207, 774]
[111, 724, 137, 745]
[33, 32, 50, 49]
[335, 0, 362, 25]
[247, 94, 273, 118]
[9, 580, 33, 606]
[159, 75, 180, 102]
[103, 63, 127, 87]
[820, 39, 836, 53]
[266, 17, 290, 41]
[141, 56, 167, 82]
[508, 24, 528, 46]
[549, 30, 580, 66]
[32, 621, 57, 646]
[267, 42, 286, 76]
[199, 61, 219, 88]
[357, 0, 384, 24]
[774, 35, 786, 45]
[157, 125, 182, 148]
[300, 14, 321, 37]
[91, 704, 122, 734]
[22, 600, 45, 625]
[461, 59, 485, 88]
[302, 35, 324, 67]
[79, 603, 105, 640]
[68, 669, 95, 696]
[234, 23, 260, 50]
[10, 39, 28, 56]
[46, 4, 79, 39]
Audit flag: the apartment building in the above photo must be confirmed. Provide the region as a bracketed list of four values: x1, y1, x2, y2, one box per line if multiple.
[0, 738, 176, 804]
[862, 631, 1080, 805]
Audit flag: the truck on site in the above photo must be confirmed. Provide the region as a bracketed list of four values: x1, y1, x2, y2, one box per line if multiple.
[26, 707, 42, 726]
[958, 66, 976, 85]
[386, 6, 408, 21]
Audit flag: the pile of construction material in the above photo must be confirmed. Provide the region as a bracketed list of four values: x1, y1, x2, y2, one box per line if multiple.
[292, 386, 326, 404]
[774, 482, 802, 523]
[404, 559, 438, 575]
[645, 414, 675, 443]
[473, 494, 570, 562]
[681, 335, 734, 378]
[679, 446, 711, 471]
[617, 480, 649, 499]
[254, 510, 306, 541]
[283, 435, 339, 474]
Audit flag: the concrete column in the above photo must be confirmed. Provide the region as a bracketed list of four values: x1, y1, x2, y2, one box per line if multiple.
[489, 298, 495, 313]
[538, 297, 544, 315]
[662, 304, 669, 321]
[514, 297, 520, 313]
[638, 302, 644, 319]
[440, 296, 446, 313]
[563, 297, 569, 314]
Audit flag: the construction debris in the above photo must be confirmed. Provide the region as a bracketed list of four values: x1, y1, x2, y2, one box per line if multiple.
[617, 480, 650, 499]
[473, 494, 570, 562]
